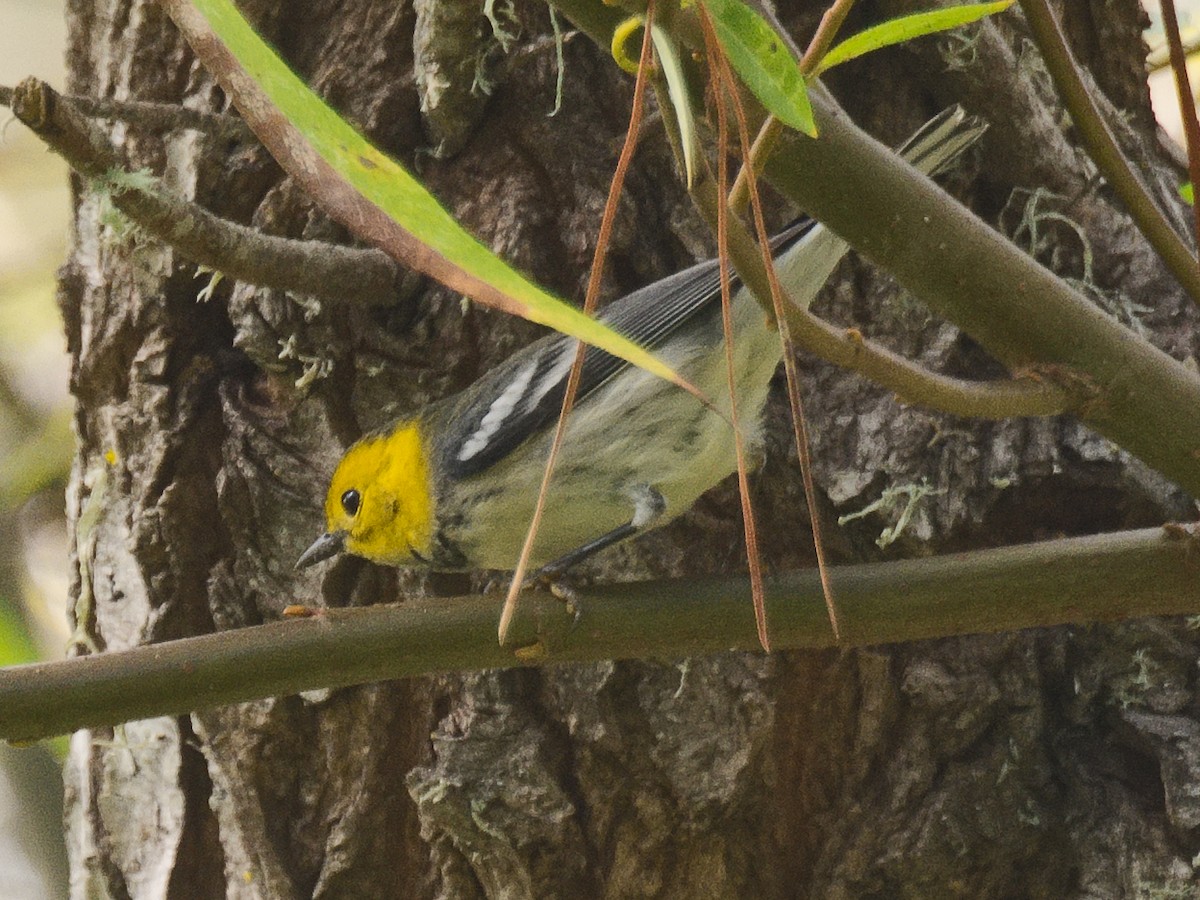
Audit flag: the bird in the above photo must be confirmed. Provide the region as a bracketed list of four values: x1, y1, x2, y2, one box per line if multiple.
[296, 106, 986, 576]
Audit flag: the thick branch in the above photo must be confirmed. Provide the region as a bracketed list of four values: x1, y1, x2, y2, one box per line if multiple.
[1, 528, 1197, 743]
[7, 78, 409, 308]
[763, 90, 1200, 497]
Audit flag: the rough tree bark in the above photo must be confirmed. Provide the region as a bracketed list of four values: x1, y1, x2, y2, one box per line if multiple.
[59, 0, 1200, 897]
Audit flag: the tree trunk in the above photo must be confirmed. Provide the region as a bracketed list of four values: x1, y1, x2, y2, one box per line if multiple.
[60, 0, 1200, 896]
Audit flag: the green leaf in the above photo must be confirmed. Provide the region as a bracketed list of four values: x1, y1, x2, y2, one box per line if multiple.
[651, 24, 698, 187]
[815, 1, 1014, 75]
[169, 0, 691, 392]
[1181, 182, 1194, 205]
[700, 0, 817, 137]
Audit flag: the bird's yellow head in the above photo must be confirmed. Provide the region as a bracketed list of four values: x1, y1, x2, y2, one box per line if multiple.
[296, 423, 435, 569]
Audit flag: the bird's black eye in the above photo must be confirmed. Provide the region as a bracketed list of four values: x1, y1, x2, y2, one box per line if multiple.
[341, 489, 361, 517]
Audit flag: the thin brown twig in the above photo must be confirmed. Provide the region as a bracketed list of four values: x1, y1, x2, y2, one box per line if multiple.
[714, 43, 842, 642]
[80, 96, 253, 141]
[498, 2, 658, 645]
[728, 118, 781, 213]
[2, 83, 255, 140]
[699, 9, 772, 653]
[7, 78, 407, 308]
[1159, 0, 1200, 258]
[105, 96, 247, 141]
[797, 0, 857, 73]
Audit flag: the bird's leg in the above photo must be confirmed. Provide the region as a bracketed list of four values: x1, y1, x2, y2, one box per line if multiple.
[530, 484, 666, 581]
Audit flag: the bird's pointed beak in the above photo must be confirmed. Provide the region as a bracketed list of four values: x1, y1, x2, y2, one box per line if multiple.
[295, 531, 346, 570]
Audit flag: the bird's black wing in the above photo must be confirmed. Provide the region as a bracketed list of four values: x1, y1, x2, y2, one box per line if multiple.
[444, 219, 816, 479]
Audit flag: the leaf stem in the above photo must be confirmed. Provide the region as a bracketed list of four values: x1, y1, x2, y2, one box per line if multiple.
[798, 0, 858, 72]
[499, 0, 659, 645]
[710, 28, 842, 641]
[699, 6, 772, 650]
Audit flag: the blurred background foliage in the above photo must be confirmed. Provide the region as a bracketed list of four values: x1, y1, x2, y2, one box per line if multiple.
[1, 0, 71, 895]
[1147, 1, 1200, 144]
[0, 0, 70, 666]
[0, 0, 1197, 897]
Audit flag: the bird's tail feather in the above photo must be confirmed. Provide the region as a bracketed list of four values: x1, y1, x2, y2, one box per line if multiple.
[768, 105, 986, 311]
[897, 104, 988, 177]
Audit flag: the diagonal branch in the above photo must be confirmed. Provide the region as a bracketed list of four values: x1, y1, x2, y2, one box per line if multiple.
[762, 86, 1200, 496]
[551, 0, 1200, 495]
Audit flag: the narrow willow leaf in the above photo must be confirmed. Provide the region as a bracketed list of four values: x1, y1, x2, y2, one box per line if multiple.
[701, 0, 817, 137]
[165, 0, 690, 391]
[651, 24, 698, 187]
[815, 1, 1014, 74]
